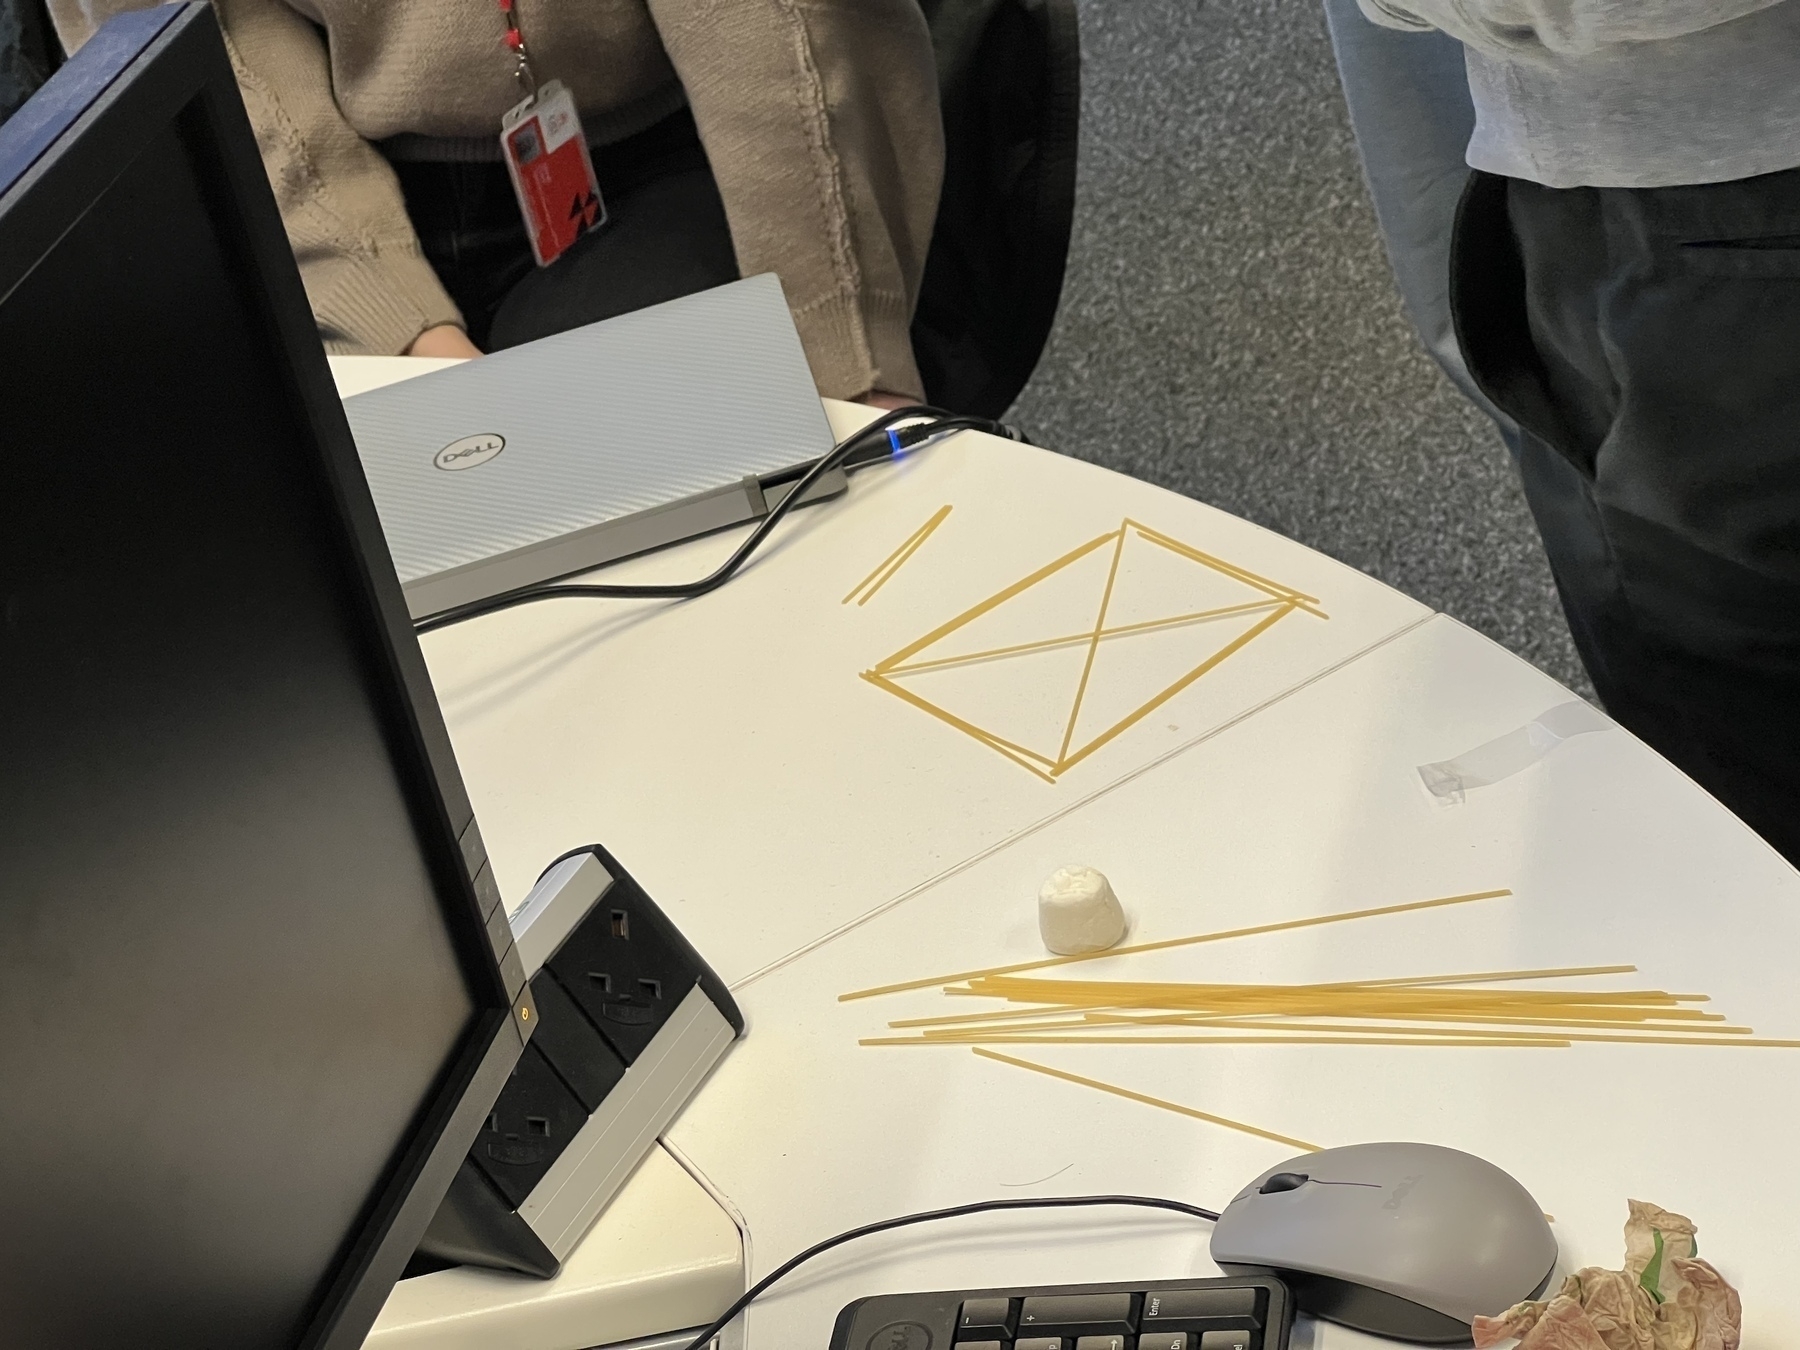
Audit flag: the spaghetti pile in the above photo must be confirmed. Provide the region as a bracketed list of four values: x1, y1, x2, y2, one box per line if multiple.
[859, 964, 1800, 1049]
[843, 889, 1800, 1050]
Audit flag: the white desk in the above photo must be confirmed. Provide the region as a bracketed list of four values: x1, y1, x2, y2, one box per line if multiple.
[339, 357, 1800, 1349]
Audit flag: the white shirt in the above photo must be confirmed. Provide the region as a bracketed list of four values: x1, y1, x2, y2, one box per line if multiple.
[1362, 0, 1800, 187]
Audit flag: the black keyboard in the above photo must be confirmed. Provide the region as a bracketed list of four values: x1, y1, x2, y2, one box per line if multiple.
[828, 1274, 1291, 1350]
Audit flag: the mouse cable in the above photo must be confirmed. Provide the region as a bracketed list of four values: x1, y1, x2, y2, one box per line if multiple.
[411, 405, 1025, 635]
[677, 1193, 1223, 1350]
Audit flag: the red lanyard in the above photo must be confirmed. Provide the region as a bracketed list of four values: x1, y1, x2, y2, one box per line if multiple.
[497, 0, 537, 95]
[493, 0, 604, 265]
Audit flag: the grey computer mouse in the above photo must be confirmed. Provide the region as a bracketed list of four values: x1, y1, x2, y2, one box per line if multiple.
[1210, 1141, 1557, 1344]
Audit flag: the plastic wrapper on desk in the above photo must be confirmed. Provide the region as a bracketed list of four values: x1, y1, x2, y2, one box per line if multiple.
[1473, 1201, 1740, 1350]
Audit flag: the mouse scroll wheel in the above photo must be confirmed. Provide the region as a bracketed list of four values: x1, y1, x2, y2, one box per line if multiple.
[1258, 1172, 1310, 1194]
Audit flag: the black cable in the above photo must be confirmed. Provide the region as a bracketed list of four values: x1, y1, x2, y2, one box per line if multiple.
[678, 1194, 1222, 1350]
[413, 405, 1023, 634]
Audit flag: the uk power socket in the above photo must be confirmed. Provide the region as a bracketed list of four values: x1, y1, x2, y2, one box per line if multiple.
[411, 844, 743, 1277]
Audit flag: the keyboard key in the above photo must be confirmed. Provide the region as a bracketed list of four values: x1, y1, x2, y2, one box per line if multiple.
[862, 1322, 933, 1350]
[1018, 1292, 1137, 1336]
[1141, 1287, 1260, 1330]
[829, 1278, 1286, 1350]
[959, 1297, 1017, 1338]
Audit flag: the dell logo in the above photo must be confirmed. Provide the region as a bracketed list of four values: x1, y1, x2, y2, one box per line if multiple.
[1382, 1175, 1422, 1212]
[434, 433, 505, 471]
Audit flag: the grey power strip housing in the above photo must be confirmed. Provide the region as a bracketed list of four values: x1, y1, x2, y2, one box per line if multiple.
[414, 846, 742, 1276]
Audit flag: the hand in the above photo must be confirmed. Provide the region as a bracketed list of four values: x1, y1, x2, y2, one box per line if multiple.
[859, 390, 919, 411]
[408, 325, 482, 359]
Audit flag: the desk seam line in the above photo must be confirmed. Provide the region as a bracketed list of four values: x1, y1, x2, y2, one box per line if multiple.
[727, 609, 1438, 993]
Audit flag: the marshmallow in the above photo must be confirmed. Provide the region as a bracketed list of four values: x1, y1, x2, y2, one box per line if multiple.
[1038, 865, 1126, 955]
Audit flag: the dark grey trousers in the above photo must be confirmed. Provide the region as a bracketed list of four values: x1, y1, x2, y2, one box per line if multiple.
[1453, 169, 1800, 863]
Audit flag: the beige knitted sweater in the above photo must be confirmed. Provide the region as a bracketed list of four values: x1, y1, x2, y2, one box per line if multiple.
[51, 0, 943, 399]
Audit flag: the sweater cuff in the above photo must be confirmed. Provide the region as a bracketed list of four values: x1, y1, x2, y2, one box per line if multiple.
[1357, 0, 1435, 30]
[303, 246, 464, 357]
[790, 289, 924, 403]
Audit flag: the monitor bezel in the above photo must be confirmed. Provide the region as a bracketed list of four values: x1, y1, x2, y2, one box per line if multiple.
[0, 7, 530, 1347]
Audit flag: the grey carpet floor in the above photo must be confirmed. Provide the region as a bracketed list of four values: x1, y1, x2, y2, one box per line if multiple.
[1010, 0, 1591, 695]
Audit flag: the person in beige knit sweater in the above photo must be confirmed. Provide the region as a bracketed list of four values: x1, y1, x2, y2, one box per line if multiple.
[50, 0, 943, 406]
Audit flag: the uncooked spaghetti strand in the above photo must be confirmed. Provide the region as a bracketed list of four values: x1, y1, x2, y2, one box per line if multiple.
[886, 1028, 1800, 1049]
[870, 1033, 1571, 1048]
[1557, 1035, 1800, 1048]
[1072, 1015, 1735, 1036]
[972, 1047, 1325, 1150]
[967, 980, 1697, 1009]
[918, 1017, 1123, 1038]
[987, 994, 1699, 1021]
[837, 889, 1513, 1001]
[913, 1016, 1607, 1043]
[910, 1019, 1579, 1043]
[887, 1003, 1105, 1030]
[1298, 964, 1638, 990]
[1051, 993, 1713, 1022]
[964, 972, 1691, 1001]
[1056, 1017, 1747, 1041]
[961, 976, 1698, 1015]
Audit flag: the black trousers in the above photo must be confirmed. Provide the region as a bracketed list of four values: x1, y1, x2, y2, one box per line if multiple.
[1452, 167, 1800, 864]
[389, 110, 740, 352]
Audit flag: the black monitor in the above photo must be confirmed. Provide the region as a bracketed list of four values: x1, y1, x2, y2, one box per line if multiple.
[0, 7, 531, 1347]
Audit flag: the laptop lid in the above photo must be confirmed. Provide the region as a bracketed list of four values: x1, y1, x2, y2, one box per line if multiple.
[342, 274, 836, 619]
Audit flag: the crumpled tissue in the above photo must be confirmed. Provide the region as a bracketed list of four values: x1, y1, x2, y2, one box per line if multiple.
[1473, 1201, 1740, 1350]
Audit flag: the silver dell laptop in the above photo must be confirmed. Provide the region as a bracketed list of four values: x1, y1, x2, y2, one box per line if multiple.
[343, 274, 839, 620]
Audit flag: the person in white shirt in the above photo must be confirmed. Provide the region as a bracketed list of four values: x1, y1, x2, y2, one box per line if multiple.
[1336, 0, 1800, 864]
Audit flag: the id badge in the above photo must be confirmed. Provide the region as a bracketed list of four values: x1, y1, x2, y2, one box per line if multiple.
[500, 80, 606, 268]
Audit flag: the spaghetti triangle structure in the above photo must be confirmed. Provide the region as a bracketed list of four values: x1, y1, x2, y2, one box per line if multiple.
[860, 518, 1327, 782]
